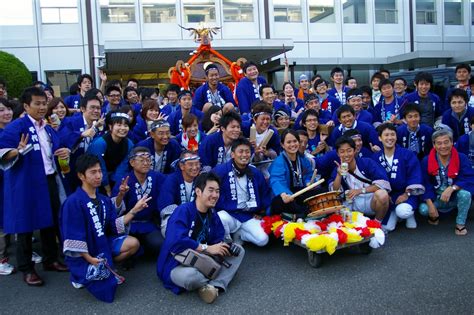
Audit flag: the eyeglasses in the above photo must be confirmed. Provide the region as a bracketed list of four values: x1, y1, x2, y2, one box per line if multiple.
[134, 157, 152, 164]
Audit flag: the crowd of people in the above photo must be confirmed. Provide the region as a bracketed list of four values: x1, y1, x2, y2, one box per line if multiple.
[0, 61, 473, 304]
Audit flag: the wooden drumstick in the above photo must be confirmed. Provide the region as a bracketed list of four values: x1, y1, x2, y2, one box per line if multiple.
[291, 178, 325, 199]
[309, 169, 318, 185]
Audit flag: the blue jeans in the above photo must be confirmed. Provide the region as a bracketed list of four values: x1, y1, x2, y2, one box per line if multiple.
[419, 189, 471, 225]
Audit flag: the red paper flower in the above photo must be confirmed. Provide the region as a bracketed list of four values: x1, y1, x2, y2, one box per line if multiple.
[274, 223, 284, 238]
[315, 221, 328, 231]
[366, 220, 382, 229]
[336, 229, 348, 244]
[294, 228, 310, 241]
[360, 227, 371, 237]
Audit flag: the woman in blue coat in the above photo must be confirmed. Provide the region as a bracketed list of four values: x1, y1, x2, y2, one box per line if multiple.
[269, 129, 322, 215]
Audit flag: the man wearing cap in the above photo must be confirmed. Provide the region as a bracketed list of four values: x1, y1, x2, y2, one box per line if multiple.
[157, 150, 201, 236]
[334, 88, 373, 125]
[235, 61, 267, 115]
[112, 146, 166, 256]
[193, 64, 236, 113]
[295, 74, 312, 101]
[136, 120, 182, 174]
[167, 90, 203, 136]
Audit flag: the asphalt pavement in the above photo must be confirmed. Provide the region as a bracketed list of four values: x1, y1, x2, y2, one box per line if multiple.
[1, 216, 474, 314]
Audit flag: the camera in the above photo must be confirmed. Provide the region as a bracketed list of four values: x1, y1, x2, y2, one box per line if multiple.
[226, 241, 241, 257]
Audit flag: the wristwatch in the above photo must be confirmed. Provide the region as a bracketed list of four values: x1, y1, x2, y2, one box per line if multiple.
[201, 244, 208, 251]
[406, 192, 411, 197]
[361, 188, 366, 194]
[452, 185, 458, 191]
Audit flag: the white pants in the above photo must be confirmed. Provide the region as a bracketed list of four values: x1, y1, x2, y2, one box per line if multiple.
[218, 211, 269, 247]
[344, 193, 375, 216]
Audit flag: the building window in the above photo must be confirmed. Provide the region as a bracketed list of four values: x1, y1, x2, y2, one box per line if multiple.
[40, 0, 78, 24]
[416, 0, 437, 24]
[223, 0, 254, 22]
[342, 0, 367, 23]
[142, 0, 176, 23]
[0, 0, 34, 25]
[375, 0, 398, 23]
[100, 0, 136, 23]
[472, 0, 474, 25]
[444, 0, 463, 25]
[45, 70, 81, 98]
[274, 0, 302, 22]
[309, 0, 335, 23]
[183, 0, 216, 23]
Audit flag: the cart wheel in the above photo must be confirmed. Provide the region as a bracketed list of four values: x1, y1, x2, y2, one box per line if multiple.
[307, 250, 323, 268]
[359, 242, 372, 255]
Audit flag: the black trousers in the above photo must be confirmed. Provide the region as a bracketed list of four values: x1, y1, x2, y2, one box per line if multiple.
[16, 174, 60, 273]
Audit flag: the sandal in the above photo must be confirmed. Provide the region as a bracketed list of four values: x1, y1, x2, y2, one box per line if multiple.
[455, 225, 468, 236]
[428, 216, 439, 225]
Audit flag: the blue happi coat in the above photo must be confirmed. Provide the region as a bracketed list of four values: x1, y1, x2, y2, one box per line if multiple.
[421, 151, 474, 201]
[396, 123, 433, 160]
[0, 115, 62, 233]
[328, 120, 381, 150]
[441, 106, 474, 142]
[235, 76, 267, 114]
[130, 116, 149, 144]
[135, 137, 182, 174]
[328, 157, 391, 193]
[112, 170, 165, 234]
[157, 170, 195, 214]
[193, 82, 236, 111]
[319, 94, 341, 115]
[372, 147, 424, 211]
[64, 94, 82, 109]
[314, 148, 373, 180]
[328, 86, 350, 105]
[59, 114, 102, 193]
[156, 202, 224, 294]
[167, 107, 204, 136]
[403, 91, 442, 125]
[332, 109, 373, 126]
[198, 131, 231, 169]
[213, 161, 271, 222]
[60, 187, 128, 303]
[373, 96, 405, 124]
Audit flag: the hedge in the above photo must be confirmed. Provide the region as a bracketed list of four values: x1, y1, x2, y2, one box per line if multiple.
[0, 51, 32, 98]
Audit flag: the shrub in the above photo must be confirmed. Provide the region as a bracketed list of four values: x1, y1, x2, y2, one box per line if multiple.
[0, 51, 32, 98]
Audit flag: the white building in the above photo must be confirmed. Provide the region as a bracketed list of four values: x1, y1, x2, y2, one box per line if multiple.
[1, 0, 473, 94]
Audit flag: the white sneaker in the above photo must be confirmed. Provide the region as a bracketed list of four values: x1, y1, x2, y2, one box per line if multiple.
[198, 284, 219, 304]
[0, 258, 16, 275]
[405, 215, 417, 229]
[31, 251, 43, 264]
[71, 282, 84, 289]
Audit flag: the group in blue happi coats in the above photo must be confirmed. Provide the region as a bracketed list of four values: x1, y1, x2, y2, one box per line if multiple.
[1, 62, 474, 305]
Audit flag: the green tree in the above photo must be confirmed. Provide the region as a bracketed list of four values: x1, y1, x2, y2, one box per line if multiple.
[0, 51, 32, 98]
